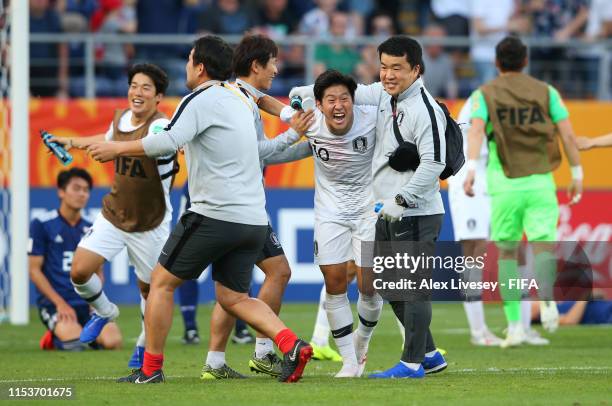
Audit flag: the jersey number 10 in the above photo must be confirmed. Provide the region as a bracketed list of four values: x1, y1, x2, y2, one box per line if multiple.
[311, 143, 329, 162]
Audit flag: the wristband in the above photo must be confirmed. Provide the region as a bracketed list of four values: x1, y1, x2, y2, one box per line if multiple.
[465, 159, 478, 171]
[570, 165, 583, 181]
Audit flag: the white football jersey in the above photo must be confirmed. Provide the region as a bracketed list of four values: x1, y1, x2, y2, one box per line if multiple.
[306, 105, 378, 220]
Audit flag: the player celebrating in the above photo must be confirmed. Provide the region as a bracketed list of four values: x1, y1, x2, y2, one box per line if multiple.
[188, 34, 312, 379]
[88, 35, 313, 384]
[51, 63, 175, 368]
[29, 168, 122, 351]
[447, 98, 502, 346]
[268, 70, 384, 377]
[464, 36, 583, 347]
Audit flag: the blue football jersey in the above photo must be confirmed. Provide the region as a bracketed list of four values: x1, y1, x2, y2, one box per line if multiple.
[28, 210, 93, 308]
[557, 301, 612, 324]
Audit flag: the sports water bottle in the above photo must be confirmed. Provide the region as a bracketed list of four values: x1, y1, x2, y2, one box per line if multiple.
[289, 95, 315, 112]
[40, 130, 73, 165]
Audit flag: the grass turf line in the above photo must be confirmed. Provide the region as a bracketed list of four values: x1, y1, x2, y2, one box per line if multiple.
[0, 303, 609, 405]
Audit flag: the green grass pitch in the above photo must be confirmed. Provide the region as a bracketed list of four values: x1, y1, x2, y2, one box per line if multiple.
[0, 303, 610, 405]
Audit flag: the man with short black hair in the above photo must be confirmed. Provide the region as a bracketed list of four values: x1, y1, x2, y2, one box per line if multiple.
[464, 36, 583, 347]
[269, 69, 383, 377]
[201, 34, 313, 380]
[51, 63, 176, 370]
[288, 35, 449, 379]
[88, 35, 313, 384]
[29, 168, 123, 352]
[360, 35, 448, 379]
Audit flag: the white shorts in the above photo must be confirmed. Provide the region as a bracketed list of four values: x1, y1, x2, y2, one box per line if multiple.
[314, 215, 376, 267]
[448, 174, 491, 241]
[78, 213, 170, 284]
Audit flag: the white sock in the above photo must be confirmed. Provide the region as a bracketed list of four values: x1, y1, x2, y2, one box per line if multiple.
[521, 300, 532, 331]
[355, 292, 383, 361]
[325, 292, 357, 367]
[508, 320, 521, 333]
[136, 296, 146, 347]
[72, 273, 117, 318]
[311, 285, 330, 347]
[255, 337, 274, 358]
[425, 350, 437, 358]
[356, 292, 383, 339]
[206, 351, 226, 369]
[400, 361, 421, 371]
[463, 301, 486, 336]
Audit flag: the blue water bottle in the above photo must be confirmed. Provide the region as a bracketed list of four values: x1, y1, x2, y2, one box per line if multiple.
[40, 130, 73, 165]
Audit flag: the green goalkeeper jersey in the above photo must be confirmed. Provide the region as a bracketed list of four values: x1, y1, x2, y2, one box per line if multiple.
[469, 86, 569, 195]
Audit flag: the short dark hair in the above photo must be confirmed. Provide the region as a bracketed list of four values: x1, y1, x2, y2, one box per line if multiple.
[314, 69, 357, 102]
[232, 34, 278, 77]
[377, 35, 425, 75]
[192, 35, 234, 81]
[496, 36, 527, 72]
[57, 168, 93, 190]
[127, 63, 169, 95]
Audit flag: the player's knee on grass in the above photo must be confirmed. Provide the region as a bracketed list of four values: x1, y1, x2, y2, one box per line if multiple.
[97, 322, 123, 349]
[53, 319, 82, 342]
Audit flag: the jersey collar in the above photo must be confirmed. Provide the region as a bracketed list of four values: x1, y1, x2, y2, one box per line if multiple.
[193, 80, 221, 92]
[396, 77, 424, 102]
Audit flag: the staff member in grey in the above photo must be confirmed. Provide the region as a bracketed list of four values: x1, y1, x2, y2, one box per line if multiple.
[354, 36, 448, 379]
[87, 35, 313, 384]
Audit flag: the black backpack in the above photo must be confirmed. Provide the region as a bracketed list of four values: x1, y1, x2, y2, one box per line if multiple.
[388, 94, 465, 180]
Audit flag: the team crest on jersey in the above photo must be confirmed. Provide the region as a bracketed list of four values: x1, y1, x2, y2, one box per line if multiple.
[352, 136, 368, 153]
[270, 231, 282, 248]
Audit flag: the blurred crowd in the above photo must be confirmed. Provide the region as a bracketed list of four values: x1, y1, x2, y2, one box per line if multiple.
[18, 0, 612, 98]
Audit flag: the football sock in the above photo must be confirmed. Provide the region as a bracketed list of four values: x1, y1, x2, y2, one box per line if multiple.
[72, 273, 116, 318]
[463, 301, 486, 336]
[235, 318, 247, 333]
[136, 295, 146, 348]
[534, 251, 557, 300]
[206, 351, 225, 369]
[326, 292, 357, 367]
[255, 337, 274, 358]
[356, 292, 382, 339]
[274, 328, 298, 354]
[178, 279, 198, 332]
[499, 259, 521, 323]
[142, 351, 163, 375]
[311, 285, 330, 347]
[521, 300, 532, 331]
[400, 361, 421, 371]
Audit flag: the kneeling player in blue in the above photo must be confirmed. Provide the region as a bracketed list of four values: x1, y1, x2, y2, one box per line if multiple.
[532, 300, 612, 325]
[29, 168, 123, 351]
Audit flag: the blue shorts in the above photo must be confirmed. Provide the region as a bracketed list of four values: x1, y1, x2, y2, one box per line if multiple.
[38, 304, 91, 332]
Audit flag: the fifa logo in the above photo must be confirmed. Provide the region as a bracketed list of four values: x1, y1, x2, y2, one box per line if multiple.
[353, 136, 368, 153]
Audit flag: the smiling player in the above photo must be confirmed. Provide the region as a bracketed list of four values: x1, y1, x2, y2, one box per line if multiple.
[50, 63, 176, 369]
